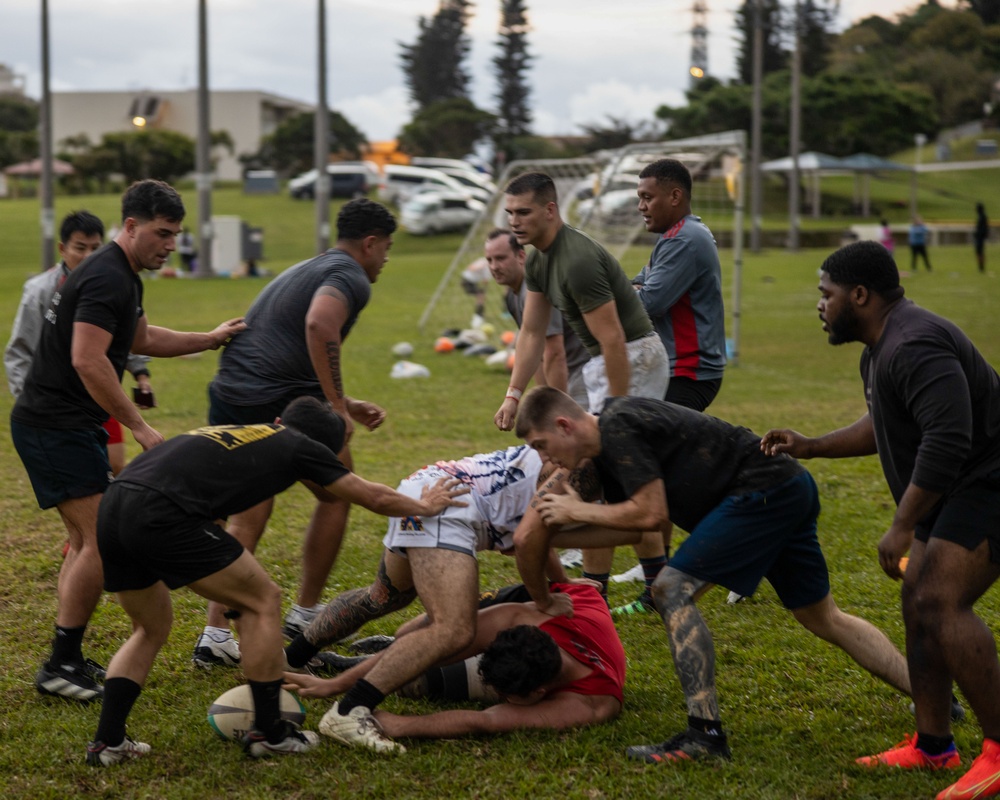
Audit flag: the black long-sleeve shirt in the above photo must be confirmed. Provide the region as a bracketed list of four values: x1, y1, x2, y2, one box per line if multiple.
[861, 299, 1000, 512]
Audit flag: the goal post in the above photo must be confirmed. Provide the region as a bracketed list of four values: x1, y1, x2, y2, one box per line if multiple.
[417, 130, 746, 366]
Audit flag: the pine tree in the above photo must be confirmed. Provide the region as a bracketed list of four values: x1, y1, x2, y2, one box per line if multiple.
[399, 0, 474, 110]
[493, 0, 533, 141]
[735, 0, 787, 84]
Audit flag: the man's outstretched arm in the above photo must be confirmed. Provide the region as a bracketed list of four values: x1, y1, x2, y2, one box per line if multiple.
[374, 691, 620, 738]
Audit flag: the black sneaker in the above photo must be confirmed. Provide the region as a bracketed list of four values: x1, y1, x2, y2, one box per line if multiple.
[908, 694, 966, 723]
[306, 651, 371, 677]
[626, 727, 732, 764]
[81, 658, 107, 683]
[35, 660, 103, 703]
[347, 635, 395, 655]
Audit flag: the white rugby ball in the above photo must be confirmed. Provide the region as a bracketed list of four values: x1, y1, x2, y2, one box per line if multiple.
[391, 341, 414, 357]
[207, 684, 306, 741]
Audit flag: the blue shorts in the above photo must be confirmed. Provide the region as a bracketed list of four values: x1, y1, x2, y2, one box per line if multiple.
[98, 482, 244, 592]
[669, 472, 829, 610]
[207, 382, 323, 426]
[11, 420, 111, 509]
[917, 468, 1000, 564]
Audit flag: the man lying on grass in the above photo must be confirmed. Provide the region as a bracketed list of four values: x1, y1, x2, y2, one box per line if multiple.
[283, 582, 624, 740]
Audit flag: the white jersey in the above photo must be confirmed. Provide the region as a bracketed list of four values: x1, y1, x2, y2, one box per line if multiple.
[384, 445, 542, 555]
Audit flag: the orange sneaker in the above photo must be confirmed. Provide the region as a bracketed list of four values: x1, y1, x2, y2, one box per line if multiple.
[936, 738, 1000, 800]
[856, 733, 961, 770]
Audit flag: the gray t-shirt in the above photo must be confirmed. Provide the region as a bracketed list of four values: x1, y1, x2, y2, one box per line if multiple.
[213, 249, 371, 404]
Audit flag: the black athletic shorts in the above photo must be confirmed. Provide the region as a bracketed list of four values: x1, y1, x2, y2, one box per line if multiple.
[98, 481, 244, 592]
[916, 469, 1000, 564]
[207, 381, 323, 426]
[11, 420, 110, 509]
[665, 377, 722, 413]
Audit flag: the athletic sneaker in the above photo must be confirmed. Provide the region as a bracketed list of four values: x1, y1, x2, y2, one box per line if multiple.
[908, 696, 966, 724]
[855, 733, 961, 769]
[610, 563, 644, 583]
[282, 603, 326, 639]
[726, 591, 746, 604]
[612, 593, 656, 617]
[348, 634, 395, 654]
[86, 736, 151, 766]
[627, 727, 732, 764]
[306, 651, 370, 677]
[559, 549, 583, 569]
[319, 701, 405, 754]
[35, 659, 104, 703]
[243, 720, 320, 758]
[191, 632, 241, 669]
[936, 738, 1000, 800]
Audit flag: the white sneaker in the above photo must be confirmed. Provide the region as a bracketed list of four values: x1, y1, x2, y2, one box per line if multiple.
[86, 736, 151, 766]
[191, 631, 241, 668]
[726, 591, 747, 605]
[610, 563, 644, 583]
[243, 722, 320, 758]
[283, 603, 325, 639]
[559, 549, 583, 569]
[319, 702, 405, 754]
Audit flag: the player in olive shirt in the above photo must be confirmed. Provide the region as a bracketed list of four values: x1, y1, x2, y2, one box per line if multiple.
[494, 172, 668, 432]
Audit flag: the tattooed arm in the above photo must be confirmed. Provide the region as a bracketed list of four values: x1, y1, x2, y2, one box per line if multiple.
[305, 286, 354, 439]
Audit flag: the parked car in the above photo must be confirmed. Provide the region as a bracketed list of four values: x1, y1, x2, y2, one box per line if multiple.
[400, 191, 486, 235]
[574, 189, 640, 224]
[434, 167, 497, 199]
[288, 163, 376, 199]
[410, 156, 489, 176]
[378, 164, 482, 206]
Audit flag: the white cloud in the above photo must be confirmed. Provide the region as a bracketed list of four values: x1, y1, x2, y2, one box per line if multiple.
[563, 80, 684, 134]
[338, 85, 411, 141]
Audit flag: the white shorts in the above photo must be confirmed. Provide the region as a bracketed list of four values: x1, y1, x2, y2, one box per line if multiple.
[382, 467, 513, 557]
[566, 366, 589, 408]
[582, 333, 670, 413]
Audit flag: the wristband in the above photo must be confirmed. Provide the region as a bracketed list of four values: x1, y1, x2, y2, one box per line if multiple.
[505, 386, 523, 402]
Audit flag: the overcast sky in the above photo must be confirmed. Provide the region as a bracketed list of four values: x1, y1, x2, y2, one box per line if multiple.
[3, 0, 941, 142]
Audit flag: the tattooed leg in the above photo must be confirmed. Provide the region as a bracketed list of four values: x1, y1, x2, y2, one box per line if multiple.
[653, 566, 719, 720]
[305, 550, 417, 648]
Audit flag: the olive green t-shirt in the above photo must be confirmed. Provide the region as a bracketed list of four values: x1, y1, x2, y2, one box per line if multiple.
[525, 225, 652, 356]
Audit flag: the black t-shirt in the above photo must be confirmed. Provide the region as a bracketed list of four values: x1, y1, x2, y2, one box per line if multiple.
[594, 397, 803, 531]
[12, 242, 143, 430]
[212, 249, 372, 404]
[115, 424, 349, 520]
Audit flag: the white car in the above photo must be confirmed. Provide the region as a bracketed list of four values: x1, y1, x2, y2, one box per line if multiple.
[401, 191, 486, 235]
[574, 189, 640, 224]
[379, 164, 488, 206]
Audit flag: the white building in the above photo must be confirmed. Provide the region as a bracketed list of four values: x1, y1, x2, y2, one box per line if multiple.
[52, 89, 312, 181]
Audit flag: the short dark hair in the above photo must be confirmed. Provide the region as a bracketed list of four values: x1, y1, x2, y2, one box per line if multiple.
[336, 198, 397, 241]
[60, 210, 104, 243]
[121, 179, 185, 223]
[821, 240, 904, 299]
[638, 158, 692, 196]
[280, 396, 346, 455]
[505, 172, 557, 206]
[479, 625, 561, 696]
[486, 227, 523, 254]
[514, 386, 586, 439]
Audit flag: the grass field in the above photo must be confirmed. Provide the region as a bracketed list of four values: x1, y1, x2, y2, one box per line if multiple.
[0, 188, 998, 800]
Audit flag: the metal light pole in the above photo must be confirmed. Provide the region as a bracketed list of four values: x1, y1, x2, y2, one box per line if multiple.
[750, 0, 764, 252]
[788, 0, 801, 251]
[195, 0, 213, 276]
[40, 0, 55, 269]
[315, 0, 331, 254]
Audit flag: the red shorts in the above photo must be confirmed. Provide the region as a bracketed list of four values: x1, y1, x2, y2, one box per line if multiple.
[103, 417, 124, 446]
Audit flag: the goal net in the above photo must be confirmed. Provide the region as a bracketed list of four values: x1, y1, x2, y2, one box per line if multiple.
[417, 129, 746, 365]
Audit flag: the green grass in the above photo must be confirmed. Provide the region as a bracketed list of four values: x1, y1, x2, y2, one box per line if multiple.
[0, 189, 998, 799]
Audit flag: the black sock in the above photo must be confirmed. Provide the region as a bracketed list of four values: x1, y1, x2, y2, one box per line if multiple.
[640, 555, 668, 599]
[916, 732, 954, 756]
[94, 677, 142, 747]
[249, 679, 283, 740]
[339, 679, 386, 715]
[51, 624, 86, 665]
[284, 635, 320, 669]
[583, 571, 609, 599]
[688, 715, 725, 739]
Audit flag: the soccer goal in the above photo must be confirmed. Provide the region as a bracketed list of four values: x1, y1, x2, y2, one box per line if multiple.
[417, 129, 746, 365]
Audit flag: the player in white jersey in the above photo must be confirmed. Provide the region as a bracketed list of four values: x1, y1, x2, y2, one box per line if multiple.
[282, 445, 571, 753]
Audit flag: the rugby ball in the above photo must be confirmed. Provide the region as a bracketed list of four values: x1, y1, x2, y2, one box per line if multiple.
[207, 684, 306, 741]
